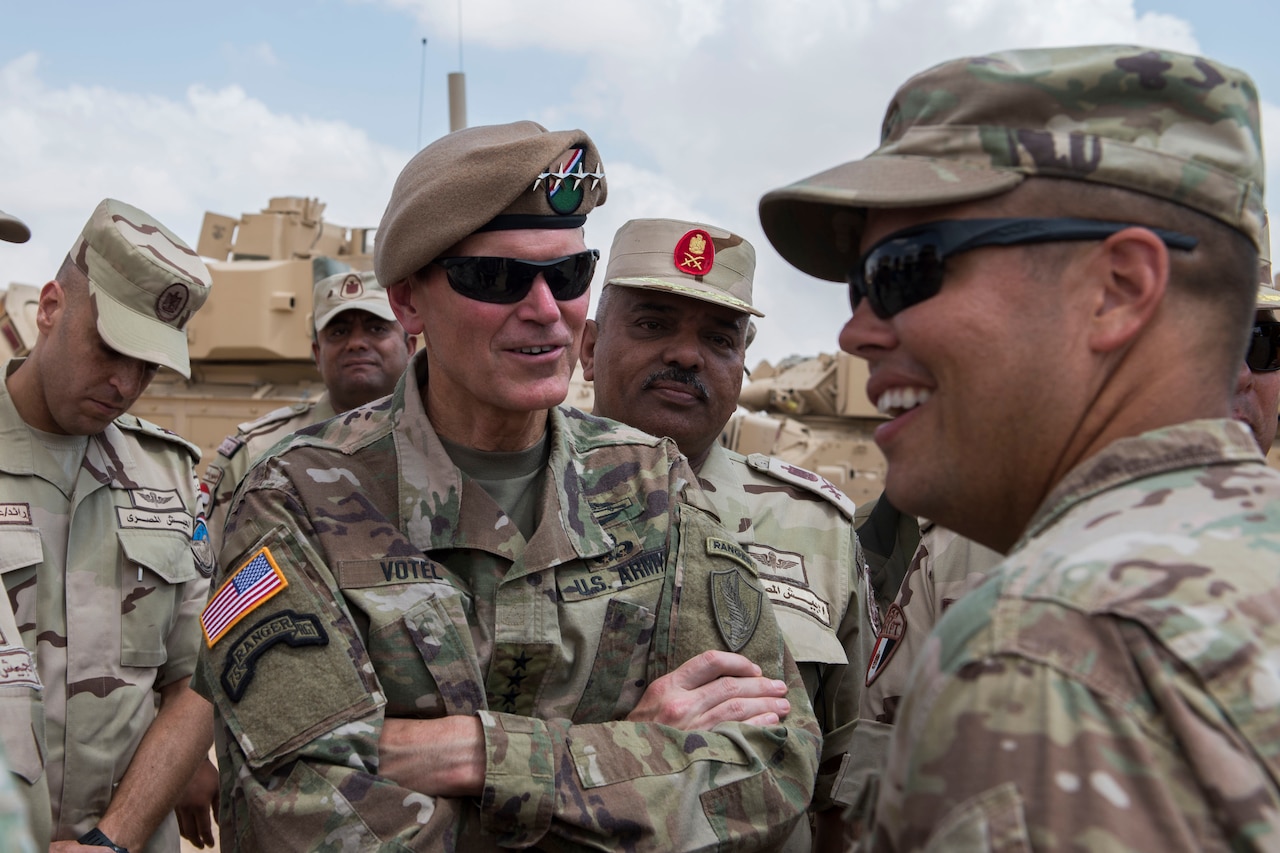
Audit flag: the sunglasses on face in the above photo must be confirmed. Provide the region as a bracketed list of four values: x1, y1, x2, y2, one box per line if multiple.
[847, 218, 1200, 319]
[434, 249, 599, 304]
[1247, 321, 1280, 373]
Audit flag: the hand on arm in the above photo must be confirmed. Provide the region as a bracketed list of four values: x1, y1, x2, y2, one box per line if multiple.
[626, 649, 791, 729]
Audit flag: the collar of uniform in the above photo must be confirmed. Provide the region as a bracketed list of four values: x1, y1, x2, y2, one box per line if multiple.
[392, 350, 614, 566]
[1016, 418, 1264, 552]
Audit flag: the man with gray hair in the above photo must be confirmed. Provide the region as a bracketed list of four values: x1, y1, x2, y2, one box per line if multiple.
[1, 199, 215, 852]
[194, 122, 819, 851]
[762, 45, 1280, 848]
[201, 269, 415, 552]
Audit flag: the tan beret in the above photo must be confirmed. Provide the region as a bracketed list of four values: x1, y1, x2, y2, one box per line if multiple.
[71, 199, 211, 378]
[605, 218, 763, 317]
[312, 270, 396, 335]
[375, 120, 606, 286]
[0, 209, 30, 244]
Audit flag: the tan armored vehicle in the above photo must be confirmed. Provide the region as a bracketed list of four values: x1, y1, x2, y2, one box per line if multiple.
[0, 197, 375, 461]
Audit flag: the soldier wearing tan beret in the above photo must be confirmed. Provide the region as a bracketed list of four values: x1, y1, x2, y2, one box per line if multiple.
[2, 199, 215, 853]
[194, 121, 820, 851]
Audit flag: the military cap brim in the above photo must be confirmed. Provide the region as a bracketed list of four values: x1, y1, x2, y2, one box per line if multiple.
[759, 158, 1022, 283]
[0, 209, 31, 244]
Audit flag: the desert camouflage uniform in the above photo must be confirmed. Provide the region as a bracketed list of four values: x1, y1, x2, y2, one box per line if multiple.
[201, 394, 335, 552]
[872, 420, 1280, 850]
[0, 359, 210, 852]
[696, 444, 875, 836]
[0, 565, 48, 848]
[193, 352, 821, 852]
[853, 498, 921, 617]
[0, 742, 36, 853]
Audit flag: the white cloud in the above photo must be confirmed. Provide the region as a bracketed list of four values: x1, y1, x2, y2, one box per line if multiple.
[0, 52, 408, 289]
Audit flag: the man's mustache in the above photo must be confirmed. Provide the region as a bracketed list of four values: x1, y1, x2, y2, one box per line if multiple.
[642, 368, 709, 401]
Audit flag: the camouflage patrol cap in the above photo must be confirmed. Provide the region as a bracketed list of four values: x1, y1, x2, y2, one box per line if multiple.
[0, 209, 30, 244]
[69, 199, 211, 378]
[604, 219, 764, 318]
[760, 45, 1266, 282]
[375, 120, 607, 286]
[312, 270, 397, 336]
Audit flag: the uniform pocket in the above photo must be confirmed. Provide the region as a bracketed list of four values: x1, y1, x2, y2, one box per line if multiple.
[571, 598, 656, 723]
[118, 529, 198, 668]
[0, 527, 43, 574]
[401, 592, 485, 716]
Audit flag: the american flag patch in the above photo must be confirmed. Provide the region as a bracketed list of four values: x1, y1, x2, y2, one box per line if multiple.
[201, 547, 288, 647]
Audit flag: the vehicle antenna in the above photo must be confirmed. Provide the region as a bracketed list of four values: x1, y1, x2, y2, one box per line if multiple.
[417, 37, 428, 150]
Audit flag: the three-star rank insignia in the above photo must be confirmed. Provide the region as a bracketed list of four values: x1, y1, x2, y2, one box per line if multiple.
[542, 148, 587, 215]
[674, 228, 715, 277]
[865, 602, 906, 687]
[710, 568, 763, 652]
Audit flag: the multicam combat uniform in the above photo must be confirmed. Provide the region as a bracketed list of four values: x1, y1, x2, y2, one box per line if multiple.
[695, 444, 874, 836]
[194, 353, 821, 852]
[0, 359, 210, 852]
[872, 421, 1280, 850]
[201, 394, 335, 553]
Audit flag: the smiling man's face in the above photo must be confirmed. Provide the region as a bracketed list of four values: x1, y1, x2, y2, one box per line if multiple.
[837, 199, 1089, 550]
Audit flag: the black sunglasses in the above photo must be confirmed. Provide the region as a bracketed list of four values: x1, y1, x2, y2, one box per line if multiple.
[434, 249, 599, 304]
[847, 218, 1200, 319]
[1247, 321, 1280, 373]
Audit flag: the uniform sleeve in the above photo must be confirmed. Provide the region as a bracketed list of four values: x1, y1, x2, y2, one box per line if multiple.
[871, 582, 1237, 851]
[194, 464, 821, 853]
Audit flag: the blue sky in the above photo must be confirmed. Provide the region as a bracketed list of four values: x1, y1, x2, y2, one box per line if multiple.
[1, 0, 1275, 368]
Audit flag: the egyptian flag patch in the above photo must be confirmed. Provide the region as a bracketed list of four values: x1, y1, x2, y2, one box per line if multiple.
[865, 602, 906, 687]
[201, 546, 288, 646]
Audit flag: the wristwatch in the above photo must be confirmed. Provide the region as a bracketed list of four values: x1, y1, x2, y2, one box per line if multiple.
[77, 827, 130, 853]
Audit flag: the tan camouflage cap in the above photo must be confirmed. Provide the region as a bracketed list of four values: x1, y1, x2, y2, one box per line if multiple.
[69, 199, 211, 378]
[759, 45, 1266, 282]
[312, 270, 397, 335]
[376, 120, 606, 286]
[604, 218, 763, 318]
[0, 209, 30, 244]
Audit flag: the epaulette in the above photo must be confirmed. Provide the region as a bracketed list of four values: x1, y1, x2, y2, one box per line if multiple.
[745, 452, 858, 521]
[236, 401, 316, 437]
[115, 413, 201, 461]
